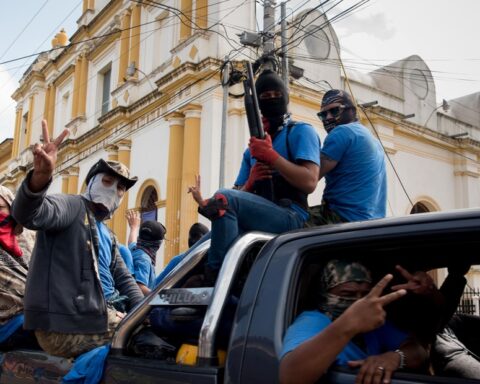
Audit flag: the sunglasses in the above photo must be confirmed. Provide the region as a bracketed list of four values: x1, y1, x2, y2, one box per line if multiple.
[317, 105, 346, 120]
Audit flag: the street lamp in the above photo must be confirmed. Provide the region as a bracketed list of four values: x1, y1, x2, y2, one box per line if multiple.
[359, 100, 378, 108]
[423, 99, 450, 127]
[402, 113, 415, 120]
[448, 132, 469, 139]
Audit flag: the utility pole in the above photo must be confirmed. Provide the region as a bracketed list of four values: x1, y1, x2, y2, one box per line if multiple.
[280, 1, 289, 91]
[262, 0, 277, 71]
[219, 56, 229, 188]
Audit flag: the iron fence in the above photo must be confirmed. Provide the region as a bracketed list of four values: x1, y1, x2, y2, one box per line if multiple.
[457, 286, 480, 316]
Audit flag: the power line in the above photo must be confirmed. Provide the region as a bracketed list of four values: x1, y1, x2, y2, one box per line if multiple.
[281, 7, 480, 119]
[364, 107, 480, 165]
[360, 107, 414, 208]
[0, 0, 82, 91]
[281, 0, 370, 52]
[0, 0, 50, 62]
[10, 0, 312, 132]
[1, 0, 252, 126]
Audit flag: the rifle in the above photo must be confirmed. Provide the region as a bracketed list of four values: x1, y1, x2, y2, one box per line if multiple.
[243, 61, 274, 201]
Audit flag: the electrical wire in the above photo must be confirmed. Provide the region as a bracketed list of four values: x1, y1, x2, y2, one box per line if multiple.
[287, 0, 413, 210]
[3, 0, 252, 129]
[0, 0, 50, 62]
[360, 106, 414, 208]
[0, 0, 82, 90]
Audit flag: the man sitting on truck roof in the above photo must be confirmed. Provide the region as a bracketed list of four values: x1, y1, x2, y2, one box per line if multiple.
[307, 90, 387, 225]
[279, 260, 429, 384]
[11, 120, 144, 358]
[193, 69, 321, 285]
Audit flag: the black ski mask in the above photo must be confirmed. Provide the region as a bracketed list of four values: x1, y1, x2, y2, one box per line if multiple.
[255, 69, 289, 134]
[319, 90, 357, 133]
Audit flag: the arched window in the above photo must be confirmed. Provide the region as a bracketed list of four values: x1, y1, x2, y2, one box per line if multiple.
[140, 186, 158, 222]
[410, 202, 430, 214]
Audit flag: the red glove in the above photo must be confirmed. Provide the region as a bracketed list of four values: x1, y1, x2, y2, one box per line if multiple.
[249, 134, 280, 165]
[244, 163, 272, 192]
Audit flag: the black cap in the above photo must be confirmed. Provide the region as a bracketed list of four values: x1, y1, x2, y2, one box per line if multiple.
[85, 159, 138, 190]
[255, 69, 289, 103]
[188, 222, 209, 247]
[139, 221, 166, 241]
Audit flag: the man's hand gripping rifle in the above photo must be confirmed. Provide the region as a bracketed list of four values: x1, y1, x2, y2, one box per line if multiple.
[243, 61, 274, 201]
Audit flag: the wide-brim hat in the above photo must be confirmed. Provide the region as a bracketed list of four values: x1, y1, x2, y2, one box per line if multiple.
[85, 159, 138, 190]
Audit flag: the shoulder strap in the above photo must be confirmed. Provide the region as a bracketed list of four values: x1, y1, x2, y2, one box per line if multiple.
[107, 228, 119, 270]
[285, 121, 298, 162]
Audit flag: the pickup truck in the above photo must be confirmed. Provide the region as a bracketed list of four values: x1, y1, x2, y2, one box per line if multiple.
[1, 208, 480, 383]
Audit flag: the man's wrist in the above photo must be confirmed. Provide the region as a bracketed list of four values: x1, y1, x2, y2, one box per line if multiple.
[29, 171, 52, 193]
[334, 313, 361, 339]
[394, 349, 406, 369]
[244, 178, 254, 192]
[263, 149, 280, 165]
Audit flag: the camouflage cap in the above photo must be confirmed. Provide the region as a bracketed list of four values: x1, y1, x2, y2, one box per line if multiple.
[85, 159, 138, 190]
[319, 259, 372, 293]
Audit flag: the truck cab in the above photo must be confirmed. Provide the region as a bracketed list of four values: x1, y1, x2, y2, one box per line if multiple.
[2, 208, 480, 383]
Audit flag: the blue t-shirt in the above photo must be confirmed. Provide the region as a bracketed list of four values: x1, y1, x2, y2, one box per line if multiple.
[129, 242, 156, 290]
[322, 121, 387, 221]
[96, 221, 116, 299]
[234, 120, 321, 220]
[281, 311, 407, 364]
[154, 253, 184, 287]
[118, 244, 135, 275]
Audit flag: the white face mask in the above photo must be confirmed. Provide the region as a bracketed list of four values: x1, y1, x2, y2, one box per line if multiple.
[84, 173, 123, 217]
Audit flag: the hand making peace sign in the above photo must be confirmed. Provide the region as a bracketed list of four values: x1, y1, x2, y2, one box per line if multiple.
[343, 274, 407, 335]
[29, 120, 69, 192]
[391, 265, 437, 296]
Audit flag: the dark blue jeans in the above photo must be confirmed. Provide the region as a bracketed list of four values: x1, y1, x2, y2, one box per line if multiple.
[207, 189, 305, 270]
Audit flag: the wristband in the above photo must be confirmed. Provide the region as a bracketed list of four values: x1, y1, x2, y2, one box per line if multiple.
[394, 349, 406, 369]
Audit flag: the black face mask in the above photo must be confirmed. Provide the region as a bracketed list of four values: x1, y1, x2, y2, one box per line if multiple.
[259, 97, 288, 119]
[259, 98, 288, 136]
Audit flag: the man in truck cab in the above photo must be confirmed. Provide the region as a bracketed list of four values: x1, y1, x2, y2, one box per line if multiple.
[194, 69, 321, 285]
[279, 260, 429, 384]
[308, 89, 387, 225]
[11, 120, 144, 358]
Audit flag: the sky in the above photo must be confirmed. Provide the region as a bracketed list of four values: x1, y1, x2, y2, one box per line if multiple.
[0, 0, 479, 142]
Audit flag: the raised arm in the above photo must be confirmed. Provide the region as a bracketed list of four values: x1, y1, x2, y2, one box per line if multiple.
[187, 175, 205, 207]
[126, 210, 141, 245]
[12, 120, 76, 231]
[29, 119, 69, 192]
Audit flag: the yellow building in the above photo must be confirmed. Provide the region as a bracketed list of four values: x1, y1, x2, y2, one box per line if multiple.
[1, 3, 479, 276]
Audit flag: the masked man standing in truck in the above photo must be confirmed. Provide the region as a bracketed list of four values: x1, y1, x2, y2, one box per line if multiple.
[195, 69, 320, 284]
[12, 120, 144, 358]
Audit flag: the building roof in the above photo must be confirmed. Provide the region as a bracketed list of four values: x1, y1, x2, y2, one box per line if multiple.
[447, 92, 480, 128]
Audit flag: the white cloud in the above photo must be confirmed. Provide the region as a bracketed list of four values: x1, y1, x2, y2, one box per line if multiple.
[0, 65, 18, 143]
[335, 12, 395, 40]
